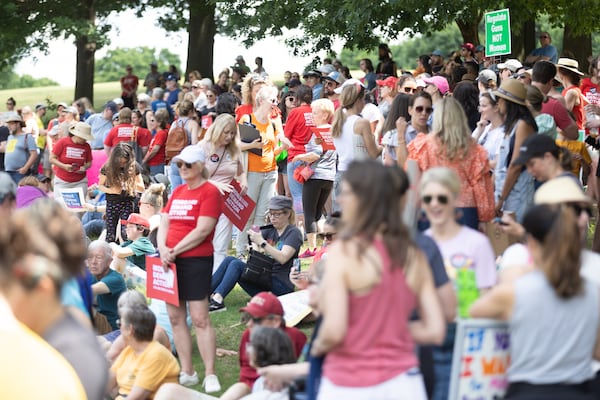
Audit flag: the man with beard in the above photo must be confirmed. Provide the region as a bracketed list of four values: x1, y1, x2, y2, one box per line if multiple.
[321, 71, 345, 109]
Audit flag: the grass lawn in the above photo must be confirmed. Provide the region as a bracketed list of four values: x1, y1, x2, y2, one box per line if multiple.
[0, 82, 121, 114]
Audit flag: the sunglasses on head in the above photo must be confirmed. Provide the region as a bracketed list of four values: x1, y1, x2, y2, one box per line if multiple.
[422, 194, 449, 205]
[317, 232, 337, 240]
[415, 106, 433, 114]
[176, 161, 193, 169]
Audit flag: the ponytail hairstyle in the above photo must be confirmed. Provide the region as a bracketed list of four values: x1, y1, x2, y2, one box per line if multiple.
[331, 84, 365, 138]
[522, 204, 583, 298]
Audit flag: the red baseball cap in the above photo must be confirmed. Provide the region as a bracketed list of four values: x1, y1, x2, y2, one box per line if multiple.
[240, 292, 284, 318]
[376, 76, 398, 89]
[120, 213, 150, 228]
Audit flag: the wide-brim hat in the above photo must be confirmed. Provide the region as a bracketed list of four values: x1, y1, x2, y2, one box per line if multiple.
[534, 176, 591, 205]
[69, 121, 93, 141]
[493, 79, 527, 106]
[556, 58, 584, 76]
[5, 113, 25, 127]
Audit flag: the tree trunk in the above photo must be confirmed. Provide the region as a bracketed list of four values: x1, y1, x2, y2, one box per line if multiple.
[186, 0, 216, 82]
[563, 25, 592, 73]
[74, 1, 96, 103]
[455, 15, 482, 45]
[75, 35, 96, 103]
[522, 19, 536, 58]
[510, 19, 534, 60]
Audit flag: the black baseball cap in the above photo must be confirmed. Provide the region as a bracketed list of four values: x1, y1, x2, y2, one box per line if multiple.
[512, 134, 560, 166]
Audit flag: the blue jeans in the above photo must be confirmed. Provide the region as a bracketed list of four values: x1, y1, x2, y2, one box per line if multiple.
[211, 256, 293, 299]
[6, 171, 25, 185]
[149, 164, 165, 177]
[431, 323, 456, 400]
[168, 163, 183, 192]
[286, 160, 304, 215]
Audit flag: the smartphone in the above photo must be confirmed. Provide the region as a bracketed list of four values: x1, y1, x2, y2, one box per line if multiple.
[292, 259, 301, 273]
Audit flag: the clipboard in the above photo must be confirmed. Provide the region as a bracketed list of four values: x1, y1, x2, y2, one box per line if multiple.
[239, 123, 262, 156]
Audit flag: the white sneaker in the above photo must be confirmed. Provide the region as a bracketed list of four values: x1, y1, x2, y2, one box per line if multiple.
[203, 374, 221, 393]
[179, 371, 199, 386]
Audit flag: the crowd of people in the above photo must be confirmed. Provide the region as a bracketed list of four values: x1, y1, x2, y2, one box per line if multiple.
[1, 36, 600, 400]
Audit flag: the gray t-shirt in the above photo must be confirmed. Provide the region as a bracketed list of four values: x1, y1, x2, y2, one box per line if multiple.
[4, 133, 37, 171]
[44, 312, 109, 400]
[509, 270, 599, 384]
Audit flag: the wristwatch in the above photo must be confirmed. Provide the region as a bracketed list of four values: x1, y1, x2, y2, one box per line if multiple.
[260, 241, 267, 249]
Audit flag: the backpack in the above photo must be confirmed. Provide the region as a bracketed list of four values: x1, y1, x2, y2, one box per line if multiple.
[165, 119, 190, 163]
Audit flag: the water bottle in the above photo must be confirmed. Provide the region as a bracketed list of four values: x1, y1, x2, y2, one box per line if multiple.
[586, 110, 599, 137]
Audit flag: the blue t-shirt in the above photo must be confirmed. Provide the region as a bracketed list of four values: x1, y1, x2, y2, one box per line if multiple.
[85, 113, 113, 149]
[4, 133, 37, 171]
[530, 45, 558, 64]
[364, 71, 377, 91]
[95, 269, 126, 330]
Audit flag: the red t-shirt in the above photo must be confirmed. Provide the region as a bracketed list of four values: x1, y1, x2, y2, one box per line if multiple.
[147, 129, 168, 166]
[52, 136, 92, 182]
[120, 75, 139, 97]
[238, 326, 307, 387]
[163, 181, 222, 257]
[284, 104, 315, 160]
[104, 124, 151, 148]
[541, 97, 575, 131]
[581, 78, 600, 105]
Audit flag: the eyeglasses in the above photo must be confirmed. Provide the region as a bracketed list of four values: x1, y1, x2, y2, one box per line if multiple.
[191, 86, 200, 89]
[268, 210, 287, 218]
[415, 106, 433, 114]
[317, 232, 337, 240]
[422, 194, 449, 205]
[176, 161, 193, 169]
[324, 81, 337, 87]
[539, 35, 549, 39]
[403, 87, 417, 93]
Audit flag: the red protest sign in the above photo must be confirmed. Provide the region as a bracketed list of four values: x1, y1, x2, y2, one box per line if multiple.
[222, 180, 256, 231]
[311, 127, 336, 151]
[146, 256, 179, 307]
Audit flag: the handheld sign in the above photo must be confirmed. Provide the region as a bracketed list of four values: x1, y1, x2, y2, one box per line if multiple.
[449, 319, 510, 400]
[222, 180, 257, 231]
[59, 188, 86, 210]
[146, 256, 179, 307]
[311, 127, 336, 151]
[485, 9, 511, 57]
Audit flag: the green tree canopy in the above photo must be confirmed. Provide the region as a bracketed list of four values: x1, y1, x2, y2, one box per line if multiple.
[95, 47, 181, 83]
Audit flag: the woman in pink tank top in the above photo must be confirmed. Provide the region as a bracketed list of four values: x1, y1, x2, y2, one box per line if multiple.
[311, 160, 446, 400]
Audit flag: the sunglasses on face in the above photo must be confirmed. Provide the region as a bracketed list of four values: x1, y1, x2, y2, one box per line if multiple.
[568, 203, 592, 217]
[176, 161, 193, 169]
[415, 106, 433, 114]
[403, 87, 417, 93]
[191, 86, 200, 89]
[422, 194, 449, 205]
[317, 232, 337, 240]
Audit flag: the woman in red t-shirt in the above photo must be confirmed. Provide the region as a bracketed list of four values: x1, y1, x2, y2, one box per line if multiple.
[142, 109, 169, 176]
[157, 145, 222, 392]
[50, 121, 93, 202]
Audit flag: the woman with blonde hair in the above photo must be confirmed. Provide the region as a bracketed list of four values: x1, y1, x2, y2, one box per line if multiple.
[235, 85, 284, 256]
[331, 81, 382, 211]
[199, 113, 248, 271]
[293, 98, 337, 256]
[138, 182, 166, 247]
[407, 97, 494, 228]
[235, 73, 269, 123]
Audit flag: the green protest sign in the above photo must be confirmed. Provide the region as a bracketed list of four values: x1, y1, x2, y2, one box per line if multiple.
[485, 9, 511, 57]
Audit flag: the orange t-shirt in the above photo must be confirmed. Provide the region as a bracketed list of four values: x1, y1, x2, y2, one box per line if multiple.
[242, 114, 277, 173]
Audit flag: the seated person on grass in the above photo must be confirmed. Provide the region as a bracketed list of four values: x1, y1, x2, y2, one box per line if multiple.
[110, 213, 156, 271]
[153, 292, 307, 400]
[101, 290, 171, 362]
[108, 304, 180, 399]
[88, 240, 127, 332]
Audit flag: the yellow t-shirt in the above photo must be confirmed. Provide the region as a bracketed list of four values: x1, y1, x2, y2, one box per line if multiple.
[556, 139, 592, 177]
[111, 340, 180, 399]
[0, 300, 86, 399]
